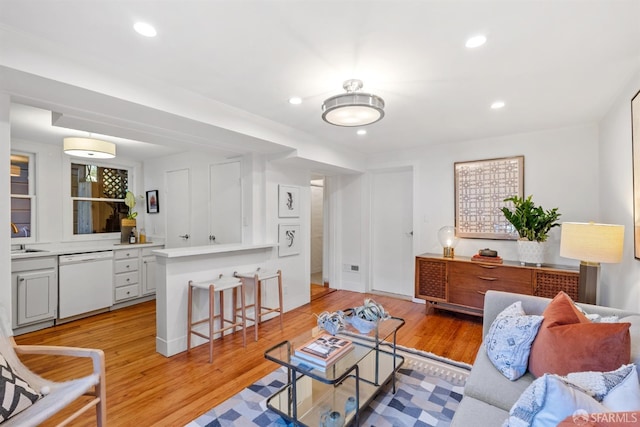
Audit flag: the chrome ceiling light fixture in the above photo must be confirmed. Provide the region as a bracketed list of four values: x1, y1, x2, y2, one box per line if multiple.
[321, 79, 385, 127]
[63, 137, 116, 159]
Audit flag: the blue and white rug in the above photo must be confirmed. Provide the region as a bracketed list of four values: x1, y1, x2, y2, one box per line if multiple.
[186, 346, 471, 427]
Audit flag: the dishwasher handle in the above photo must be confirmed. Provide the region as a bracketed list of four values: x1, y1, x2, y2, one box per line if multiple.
[59, 251, 113, 264]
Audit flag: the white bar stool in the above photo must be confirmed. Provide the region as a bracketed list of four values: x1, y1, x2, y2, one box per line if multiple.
[187, 274, 247, 363]
[234, 268, 283, 341]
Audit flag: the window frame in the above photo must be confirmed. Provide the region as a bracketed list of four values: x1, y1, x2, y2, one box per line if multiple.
[63, 157, 135, 241]
[10, 150, 36, 243]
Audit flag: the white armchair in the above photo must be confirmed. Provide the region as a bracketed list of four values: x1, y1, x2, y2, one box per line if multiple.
[0, 306, 106, 426]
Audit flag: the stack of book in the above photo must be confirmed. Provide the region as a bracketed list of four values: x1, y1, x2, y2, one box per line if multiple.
[291, 334, 354, 372]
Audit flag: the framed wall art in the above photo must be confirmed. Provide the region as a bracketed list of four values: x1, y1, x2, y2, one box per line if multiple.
[632, 90, 640, 258]
[146, 190, 159, 214]
[278, 184, 300, 218]
[454, 155, 524, 239]
[278, 223, 301, 257]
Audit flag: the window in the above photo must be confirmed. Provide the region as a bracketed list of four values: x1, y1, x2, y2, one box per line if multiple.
[71, 163, 130, 235]
[11, 152, 35, 240]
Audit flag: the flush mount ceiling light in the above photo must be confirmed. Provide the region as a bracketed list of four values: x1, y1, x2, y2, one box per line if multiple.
[465, 35, 487, 48]
[63, 137, 116, 159]
[134, 22, 157, 37]
[322, 79, 385, 127]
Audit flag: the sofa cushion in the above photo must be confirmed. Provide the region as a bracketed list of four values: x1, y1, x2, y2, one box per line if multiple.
[503, 374, 609, 427]
[451, 394, 510, 427]
[529, 292, 631, 377]
[0, 352, 41, 422]
[464, 343, 536, 412]
[485, 301, 544, 380]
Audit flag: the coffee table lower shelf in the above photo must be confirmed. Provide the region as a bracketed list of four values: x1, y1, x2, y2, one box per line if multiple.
[266, 349, 404, 426]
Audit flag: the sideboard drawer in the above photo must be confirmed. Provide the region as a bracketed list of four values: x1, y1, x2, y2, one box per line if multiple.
[449, 262, 531, 283]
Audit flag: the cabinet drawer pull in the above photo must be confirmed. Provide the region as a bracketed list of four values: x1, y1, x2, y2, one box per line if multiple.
[477, 276, 498, 281]
[479, 264, 498, 269]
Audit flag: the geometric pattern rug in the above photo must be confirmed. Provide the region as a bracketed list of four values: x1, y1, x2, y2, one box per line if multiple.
[186, 345, 471, 427]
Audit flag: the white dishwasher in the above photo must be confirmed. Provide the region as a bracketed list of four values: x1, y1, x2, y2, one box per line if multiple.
[58, 251, 113, 320]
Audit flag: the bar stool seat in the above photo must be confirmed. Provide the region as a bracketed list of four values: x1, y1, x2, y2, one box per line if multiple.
[187, 274, 246, 363]
[234, 268, 283, 341]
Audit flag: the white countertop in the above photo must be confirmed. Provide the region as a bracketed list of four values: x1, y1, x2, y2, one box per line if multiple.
[11, 242, 165, 260]
[152, 243, 276, 259]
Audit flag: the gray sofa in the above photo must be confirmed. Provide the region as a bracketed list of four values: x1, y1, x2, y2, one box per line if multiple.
[451, 290, 640, 427]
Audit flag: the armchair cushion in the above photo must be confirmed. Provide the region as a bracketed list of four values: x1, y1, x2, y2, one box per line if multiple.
[0, 352, 41, 422]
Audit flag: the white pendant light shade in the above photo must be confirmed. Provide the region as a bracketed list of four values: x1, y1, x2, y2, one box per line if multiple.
[63, 137, 116, 159]
[322, 79, 385, 127]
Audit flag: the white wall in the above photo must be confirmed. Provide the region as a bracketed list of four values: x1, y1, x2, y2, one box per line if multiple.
[599, 71, 640, 311]
[310, 184, 323, 275]
[1, 94, 10, 310]
[332, 124, 600, 296]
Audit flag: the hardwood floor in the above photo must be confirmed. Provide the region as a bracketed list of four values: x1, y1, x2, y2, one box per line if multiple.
[15, 291, 483, 426]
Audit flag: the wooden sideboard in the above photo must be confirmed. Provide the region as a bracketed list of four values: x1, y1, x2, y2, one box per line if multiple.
[415, 253, 580, 316]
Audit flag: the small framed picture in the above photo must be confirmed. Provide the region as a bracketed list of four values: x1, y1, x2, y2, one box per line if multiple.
[278, 184, 300, 218]
[146, 190, 159, 214]
[279, 223, 301, 257]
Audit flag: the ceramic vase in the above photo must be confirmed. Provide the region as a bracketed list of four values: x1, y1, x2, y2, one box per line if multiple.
[516, 240, 545, 266]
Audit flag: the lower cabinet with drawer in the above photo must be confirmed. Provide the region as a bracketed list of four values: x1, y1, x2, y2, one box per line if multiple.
[113, 248, 141, 303]
[415, 254, 579, 316]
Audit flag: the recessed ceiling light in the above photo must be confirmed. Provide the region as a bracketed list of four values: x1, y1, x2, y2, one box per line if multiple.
[288, 97, 302, 105]
[134, 22, 157, 37]
[357, 129, 367, 136]
[465, 35, 487, 48]
[491, 101, 506, 109]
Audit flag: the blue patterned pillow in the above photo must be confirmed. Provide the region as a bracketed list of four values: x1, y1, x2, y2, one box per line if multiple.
[485, 301, 544, 380]
[502, 374, 608, 427]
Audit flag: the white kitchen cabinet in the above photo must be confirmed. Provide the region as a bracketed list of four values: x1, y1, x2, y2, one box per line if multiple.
[113, 245, 163, 305]
[113, 248, 141, 303]
[11, 256, 58, 332]
[141, 247, 157, 295]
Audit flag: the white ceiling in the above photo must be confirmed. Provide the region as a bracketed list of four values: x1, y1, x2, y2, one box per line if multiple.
[2, 0, 640, 159]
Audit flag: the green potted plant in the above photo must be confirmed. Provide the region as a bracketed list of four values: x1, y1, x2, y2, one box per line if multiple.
[501, 195, 561, 266]
[121, 190, 138, 243]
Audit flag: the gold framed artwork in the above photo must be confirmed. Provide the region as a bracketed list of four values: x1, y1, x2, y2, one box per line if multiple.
[454, 155, 524, 239]
[632, 90, 640, 259]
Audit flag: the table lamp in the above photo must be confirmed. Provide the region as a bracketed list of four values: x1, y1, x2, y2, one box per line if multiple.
[438, 226, 459, 258]
[559, 222, 624, 304]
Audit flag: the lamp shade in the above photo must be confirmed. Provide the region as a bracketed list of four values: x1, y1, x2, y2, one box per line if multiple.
[63, 137, 116, 159]
[10, 164, 20, 177]
[438, 226, 459, 248]
[560, 222, 624, 263]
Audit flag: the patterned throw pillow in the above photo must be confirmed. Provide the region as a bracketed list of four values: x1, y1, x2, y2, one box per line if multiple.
[485, 301, 544, 380]
[503, 364, 640, 427]
[0, 352, 42, 422]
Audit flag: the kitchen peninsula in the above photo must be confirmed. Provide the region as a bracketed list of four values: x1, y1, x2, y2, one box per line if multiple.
[153, 243, 277, 357]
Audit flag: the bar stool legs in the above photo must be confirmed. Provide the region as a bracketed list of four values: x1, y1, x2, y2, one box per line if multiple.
[187, 275, 246, 363]
[235, 269, 284, 341]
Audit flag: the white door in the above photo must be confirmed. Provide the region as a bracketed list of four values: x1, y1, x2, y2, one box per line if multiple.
[371, 168, 413, 296]
[209, 161, 242, 244]
[166, 168, 191, 248]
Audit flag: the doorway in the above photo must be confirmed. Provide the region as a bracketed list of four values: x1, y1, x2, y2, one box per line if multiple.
[310, 176, 332, 300]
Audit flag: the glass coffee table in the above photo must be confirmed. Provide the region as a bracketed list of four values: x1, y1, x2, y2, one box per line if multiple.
[264, 316, 404, 426]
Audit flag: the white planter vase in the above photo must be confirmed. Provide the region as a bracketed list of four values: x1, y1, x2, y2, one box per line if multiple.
[516, 240, 546, 266]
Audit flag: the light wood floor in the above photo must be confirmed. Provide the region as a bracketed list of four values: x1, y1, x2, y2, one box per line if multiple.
[15, 291, 483, 426]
